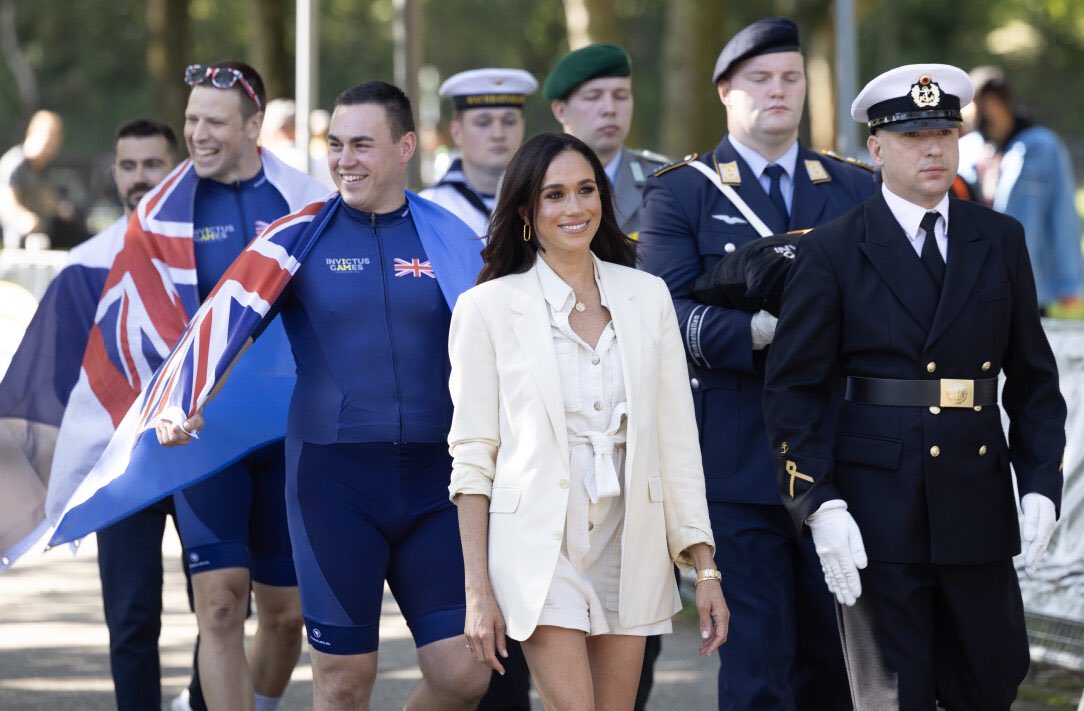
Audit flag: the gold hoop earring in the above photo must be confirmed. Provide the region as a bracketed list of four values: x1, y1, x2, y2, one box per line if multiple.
[522, 223, 531, 242]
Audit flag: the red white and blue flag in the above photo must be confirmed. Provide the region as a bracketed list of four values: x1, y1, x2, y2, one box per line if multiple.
[394, 257, 435, 278]
[0, 150, 328, 566]
[0, 217, 127, 565]
[43, 189, 481, 553]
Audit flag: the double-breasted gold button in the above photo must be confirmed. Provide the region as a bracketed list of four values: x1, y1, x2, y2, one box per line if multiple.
[930, 445, 941, 457]
[559, 479, 570, 489]
[978, 445, 988, 456]
[981, 361, 992, 372]
[929, 406, 941, 415]
[973, 406, 982, 412]
[927, 362, 937, 373]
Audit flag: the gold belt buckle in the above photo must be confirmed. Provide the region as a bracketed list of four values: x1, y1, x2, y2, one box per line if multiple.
[940, 378, 974, 408]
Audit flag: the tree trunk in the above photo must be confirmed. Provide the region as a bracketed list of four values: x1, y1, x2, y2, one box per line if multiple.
[247, 0, 291, 100]
[0, 0, 38, 117]
[660, 0, 725, 158]
[146, 0, 190, 140]
[562, 0, 617, 49]
[806, 16, 836, 151]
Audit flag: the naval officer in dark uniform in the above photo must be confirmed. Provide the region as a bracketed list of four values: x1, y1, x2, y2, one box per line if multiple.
[763, 63, 1064, 710]
[543, 43, 667, 239]
[638, 17, 874, 710]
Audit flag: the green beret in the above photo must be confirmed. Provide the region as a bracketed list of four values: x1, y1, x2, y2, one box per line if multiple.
[542, 44, 631, 101]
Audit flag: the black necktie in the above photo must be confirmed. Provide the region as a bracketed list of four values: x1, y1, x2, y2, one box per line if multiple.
[764, 164, 789, 230]
[919, 211, 945, 292]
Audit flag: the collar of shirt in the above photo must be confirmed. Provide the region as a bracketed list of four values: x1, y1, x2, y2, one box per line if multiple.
[603, 151, 623, 185]
[881, 183, 950, 259]
[728, 136, 799, 209]
[535, 254, 616, 354]
[536, 253, 609, 310]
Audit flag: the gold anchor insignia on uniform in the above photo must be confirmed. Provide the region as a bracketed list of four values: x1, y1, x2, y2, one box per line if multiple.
[718, 161, 741, 185]
[910, 75, 941, 108]
[786, 460, 813, 498]
[780, 441, 789, 454]
[804, 159, 831, 184]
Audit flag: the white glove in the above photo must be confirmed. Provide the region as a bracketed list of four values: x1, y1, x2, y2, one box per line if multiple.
[806, 500, 868, 606]
[1021, 492, 1056, 578]
[751, 310, 778, 350]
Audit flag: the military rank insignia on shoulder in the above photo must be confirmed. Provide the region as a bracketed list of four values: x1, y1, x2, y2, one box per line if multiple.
[819, 149, 876, 173]
[651, 153, 699, 178]
[629, 147, 670, 166]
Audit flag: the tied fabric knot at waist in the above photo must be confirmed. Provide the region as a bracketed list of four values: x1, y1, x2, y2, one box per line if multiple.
[568, 403, 629, 503]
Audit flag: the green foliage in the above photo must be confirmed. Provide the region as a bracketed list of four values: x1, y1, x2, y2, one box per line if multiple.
[3, 0, 1084, 165]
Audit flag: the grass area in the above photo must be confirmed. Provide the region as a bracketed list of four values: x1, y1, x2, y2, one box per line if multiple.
[1018, 662, 1084, 709]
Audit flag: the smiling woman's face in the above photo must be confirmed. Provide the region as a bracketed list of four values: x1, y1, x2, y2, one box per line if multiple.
[530, 150, 602, 259]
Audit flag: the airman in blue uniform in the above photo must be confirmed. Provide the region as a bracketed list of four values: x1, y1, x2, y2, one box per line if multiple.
[638, 17, 876, 711]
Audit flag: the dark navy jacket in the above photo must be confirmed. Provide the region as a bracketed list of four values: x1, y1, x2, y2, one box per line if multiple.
[638, 136, 877, 504]
[763, 193, 1065, 564]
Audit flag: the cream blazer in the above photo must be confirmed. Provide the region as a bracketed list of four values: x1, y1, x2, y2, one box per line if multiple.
[448, 257, 714, 641]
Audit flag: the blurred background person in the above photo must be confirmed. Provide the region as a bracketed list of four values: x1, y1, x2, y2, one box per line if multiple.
[420, 68, 537, 237]
[0, 110, 87, 249]
[307, 108, 336, 189]
[959, 66, 1084, 317]
[260, 98, 303, 170]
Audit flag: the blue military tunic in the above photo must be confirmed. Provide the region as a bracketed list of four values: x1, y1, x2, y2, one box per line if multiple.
[638, 136, 876, 505]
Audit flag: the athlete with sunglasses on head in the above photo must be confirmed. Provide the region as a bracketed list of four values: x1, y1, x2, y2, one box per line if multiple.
[147, 59, 326, 711]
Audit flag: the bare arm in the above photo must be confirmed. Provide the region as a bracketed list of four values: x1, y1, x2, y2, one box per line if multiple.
[683, 541, 729, 656]
[457, 493, 507, 674]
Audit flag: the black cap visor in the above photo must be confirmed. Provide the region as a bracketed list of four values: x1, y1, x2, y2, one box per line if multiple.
[872, 111, 962, 132]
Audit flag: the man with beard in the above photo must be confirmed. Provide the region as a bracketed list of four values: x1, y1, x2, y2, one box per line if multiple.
[0, 117, 204, 710]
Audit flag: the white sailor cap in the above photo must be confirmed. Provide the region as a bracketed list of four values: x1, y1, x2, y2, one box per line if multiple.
[438, 68, 539, 111]
[851, 63, 973, 132]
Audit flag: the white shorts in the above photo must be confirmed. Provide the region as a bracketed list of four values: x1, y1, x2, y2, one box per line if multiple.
[535, 552, 673, 637]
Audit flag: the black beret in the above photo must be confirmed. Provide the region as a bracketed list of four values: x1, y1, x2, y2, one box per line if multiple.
[712, 17, 800, 84]
[543, 44, 631, 101]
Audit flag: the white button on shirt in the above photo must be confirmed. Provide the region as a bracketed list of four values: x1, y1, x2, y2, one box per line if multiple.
[881, 183, 950, 261]
[533, 256, 673, 638]
[535, 257, 626, 564]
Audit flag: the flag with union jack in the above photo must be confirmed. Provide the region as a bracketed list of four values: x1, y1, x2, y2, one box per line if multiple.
[393, 257, 436, 278]
[44, 190, 481, 552]
[0, 149, 328, 567]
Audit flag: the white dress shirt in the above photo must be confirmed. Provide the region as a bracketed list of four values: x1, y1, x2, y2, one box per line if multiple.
[729, 135, 800, 213]
[881, 183, 950, 261]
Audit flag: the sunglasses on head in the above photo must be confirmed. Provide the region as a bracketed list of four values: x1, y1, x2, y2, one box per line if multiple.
[184, 64, 262, 111]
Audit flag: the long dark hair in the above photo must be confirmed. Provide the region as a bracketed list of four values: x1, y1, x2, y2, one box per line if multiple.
[478, 132, 636, 283]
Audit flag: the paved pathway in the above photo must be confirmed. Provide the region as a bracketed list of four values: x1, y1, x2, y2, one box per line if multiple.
[0, 528, 716, 709]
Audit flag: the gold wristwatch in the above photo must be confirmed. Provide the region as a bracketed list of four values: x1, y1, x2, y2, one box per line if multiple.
[695, 568, 722, 586]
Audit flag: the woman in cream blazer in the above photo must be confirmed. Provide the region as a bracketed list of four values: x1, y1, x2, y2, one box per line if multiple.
[448, 133, 728, 709]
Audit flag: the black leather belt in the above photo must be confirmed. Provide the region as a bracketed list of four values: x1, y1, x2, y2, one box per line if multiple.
[845, 376, 998, 408]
